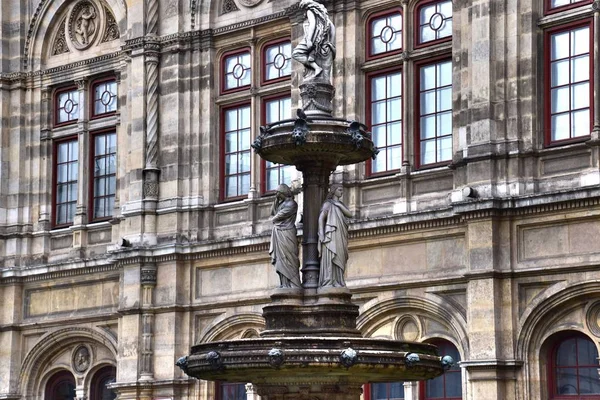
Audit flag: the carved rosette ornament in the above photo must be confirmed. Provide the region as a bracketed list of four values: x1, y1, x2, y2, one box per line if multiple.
[69, 1, 99, 50]
[72, 345, 92, 373]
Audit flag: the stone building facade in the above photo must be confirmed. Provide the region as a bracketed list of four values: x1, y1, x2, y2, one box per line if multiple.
[1, 0, 600, 399]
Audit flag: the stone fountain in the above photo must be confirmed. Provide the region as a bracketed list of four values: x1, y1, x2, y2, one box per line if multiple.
[176, 1, 452, 398]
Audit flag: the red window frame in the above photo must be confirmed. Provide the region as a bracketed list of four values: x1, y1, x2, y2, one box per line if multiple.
[216, 382, 247, 400]
[414, 56, 453, 169]
[52, 136, 79, 228]
[419, 339, 462, 400]
[547, 332, 600, 399]
[44, 370, 76, 400]
[54, 86, 80, 127]
[90, 366, 117, 400]
[544, 19, 594, 146]
[365, 8, 403, 61]
[363, 382, 405, 400]
[221, 48, 252, 94]
[414, 0, 453, 49]
[261, 94, 294, 193]
[366, 67, 403, 177]
[90, 77, 118, 119]
[221, 102, 252, 201]
[89, 129, 117, 222]
[544, 0, 593, 16]
[261, 38, 292, 85]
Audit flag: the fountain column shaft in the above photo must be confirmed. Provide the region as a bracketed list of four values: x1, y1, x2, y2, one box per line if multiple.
[298, 162, 335, 289]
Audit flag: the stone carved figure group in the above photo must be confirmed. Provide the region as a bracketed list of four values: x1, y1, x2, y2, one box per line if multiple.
[269, 183, 351, 289]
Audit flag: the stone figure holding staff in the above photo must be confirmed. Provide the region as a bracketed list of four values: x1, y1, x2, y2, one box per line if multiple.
[269, 184, 302, 288]
[318, 184, 352, 287]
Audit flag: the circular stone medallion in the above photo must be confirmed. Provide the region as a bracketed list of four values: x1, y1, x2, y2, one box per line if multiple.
[72, 345, 92, 373]
[238, 0, 264, 6]
[69, 1, 100, 50]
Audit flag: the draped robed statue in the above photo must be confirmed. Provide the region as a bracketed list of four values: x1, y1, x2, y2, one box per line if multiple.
[269, 184, 302, 288]
[318, 184, 352, 287]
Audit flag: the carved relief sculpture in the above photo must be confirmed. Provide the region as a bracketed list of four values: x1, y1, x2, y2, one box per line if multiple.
[102, 6, 120, 42]
[72, 345, 91, 373]
[269, 184, 302, 288]
[318, 184, 352, 287]
[69, 1, 99, 50]
[292, 0, 336, 83]
[52, 19, 70, 55]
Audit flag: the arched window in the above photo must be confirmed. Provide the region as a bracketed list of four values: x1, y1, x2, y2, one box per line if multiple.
[420, 339, 462, 400]
[549, 333, 600, 398]
[45, 370, 76, 400]
[90, 366, 117, 400]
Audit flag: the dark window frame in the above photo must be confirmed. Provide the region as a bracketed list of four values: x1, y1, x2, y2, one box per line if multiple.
[413, 0, 453, 49]
[414, 55, 453, 169]
[52, 135, 79, 229]
[44, 370, 76, 400]
[365, 8, 403, 61]
[216, 382, 247, 400]
[543, 18, 594, 147]
[547, 332, 600, 399]
[366, 66, 403, 177]
[261, 38, 293, 86]
[90, 76, 118, 120]
[221, 101, 252, 201]
[260, 93, 293, 194]
[363, 382, 405, 400]
[90, 365, 117, 400]
[544, 0, 593, 16]
[89, 128, 117, 222]
[221, 48, 252, 95]
[418, 339, 462, 400]
[54, 85, 80, 127]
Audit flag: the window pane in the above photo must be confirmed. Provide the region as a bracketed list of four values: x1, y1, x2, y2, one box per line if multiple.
[421, 65, 436, 90]
[373, 148, 387, 172]
[225, 110, 238, 132]
[421, 115, 436, 139]
[551, 87, 570, 114]
[373, 76, 387, 100]
[551, 60, 569, 87]
[437, 87, 452, 111]
[388, 122, 402, 144]
[579, 367, 600, 394]
[572, 27, 589, 56]
[426, 375, 444, 398]
[551, 0, 570, 6]
[437, 111, 452, 136]
[557, 368, 578, 395]
[389, 146, 402, 170]
[551, 113, 570, 141]
[557, 338, 578, 366]
[226, 177, 237, 198]
[373, 125, 386, 146]
[421, 139, 436, 165]
[373, 101, 387, 124]
[551, 32, 569, 60]
[446, 371, 463, 397]
[389, 72, 402, 98]
[571, 55, 589, 83]
[438, 136, 452, 161]
[572, 82, 589, 109]
[572, 109, 590, 137]
[421, 91, 436, 115]
[225, 154, 237, 175]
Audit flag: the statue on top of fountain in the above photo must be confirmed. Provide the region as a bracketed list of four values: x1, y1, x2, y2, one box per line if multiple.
[293, 0, 336, 84]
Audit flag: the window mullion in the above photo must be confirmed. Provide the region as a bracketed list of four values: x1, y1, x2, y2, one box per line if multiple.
[594, 11, 600, 133]
[75, 79, 89, 226]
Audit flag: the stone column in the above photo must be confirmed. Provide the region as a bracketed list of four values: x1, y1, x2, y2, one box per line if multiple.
[140, 263, 157, 380]
[593, 2, 600, 136]
[296, 163, 334, 290]
[72, 78, 89, 253]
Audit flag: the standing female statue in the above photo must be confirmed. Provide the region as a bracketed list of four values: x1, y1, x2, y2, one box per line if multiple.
[269, 184, 302, 288]
[292, 0, 336, 81]
[318, 184, 352, 287]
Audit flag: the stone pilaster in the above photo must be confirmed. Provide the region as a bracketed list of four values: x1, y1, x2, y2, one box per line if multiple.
[140, 263, 157, 381]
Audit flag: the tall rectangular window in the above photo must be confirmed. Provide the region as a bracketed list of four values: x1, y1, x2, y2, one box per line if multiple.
[54, 138, 78, 226]
[223, 105, 251, 199]
[546, 22, 592, 143]
[368, 70, 402, 174]
[417, 59, 452, 166]
[92, 132, 117, 220]
[56, 88, 80, 125]
[264, 96, 294, 191]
